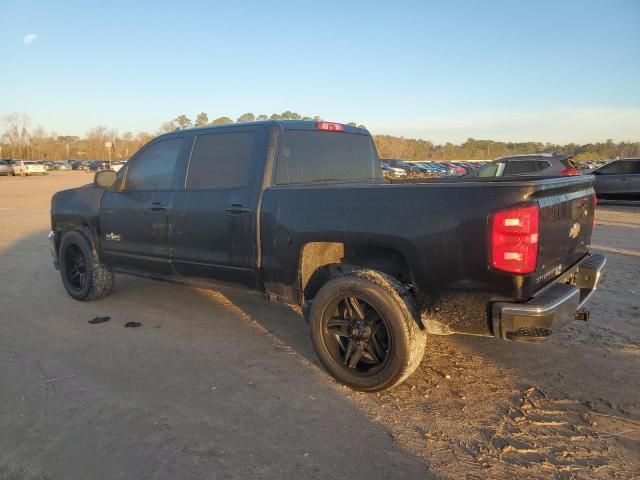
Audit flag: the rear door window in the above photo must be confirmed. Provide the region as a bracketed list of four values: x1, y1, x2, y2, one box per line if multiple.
[275, 130, 381, 185]
[186, 131, 254, 189]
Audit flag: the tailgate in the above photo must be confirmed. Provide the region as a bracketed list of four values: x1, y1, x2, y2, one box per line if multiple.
[532, 177, 596, 288]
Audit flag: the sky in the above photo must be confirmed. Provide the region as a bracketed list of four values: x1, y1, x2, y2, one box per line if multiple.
[1, 0, 639, 144]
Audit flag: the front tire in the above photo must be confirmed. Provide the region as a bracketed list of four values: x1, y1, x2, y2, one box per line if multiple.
[59, 229, 114, 301]
[309, 270, 426, 391]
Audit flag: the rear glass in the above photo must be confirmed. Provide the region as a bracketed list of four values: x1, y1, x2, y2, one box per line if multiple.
[275, 130, 382, 185]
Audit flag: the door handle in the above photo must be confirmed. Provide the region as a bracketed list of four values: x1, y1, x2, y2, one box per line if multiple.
[147, 202, 167, 211]
[225, 204, 251, 215]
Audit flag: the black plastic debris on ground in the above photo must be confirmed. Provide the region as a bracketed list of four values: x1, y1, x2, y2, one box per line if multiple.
[124, 322, 142, 328]
[88, 316, 110, 325]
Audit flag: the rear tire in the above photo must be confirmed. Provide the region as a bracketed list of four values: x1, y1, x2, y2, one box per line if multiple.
[59, 229, 114, 301]
[309, 270, 426, 391]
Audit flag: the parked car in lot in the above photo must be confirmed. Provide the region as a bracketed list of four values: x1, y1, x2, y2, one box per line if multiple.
[52, 162, 72, 171]
[0, 160, 14, 176]
[472, 153, 582, 177]
[591, 158, 640, 200]
[71, 161, 92, 171]
[8, 160, 47, 176]
[414, 163, 445, 176]
[380, 161, 407, 178]
[89, 161, 110, 171]
[50, 120, 605, 391]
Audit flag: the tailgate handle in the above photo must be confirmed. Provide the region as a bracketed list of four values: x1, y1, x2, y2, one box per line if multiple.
[225, 204, 251, 215]
[147, 202, 167, 211]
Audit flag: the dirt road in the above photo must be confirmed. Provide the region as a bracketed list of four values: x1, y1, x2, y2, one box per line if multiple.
[1, 172, 638, 479]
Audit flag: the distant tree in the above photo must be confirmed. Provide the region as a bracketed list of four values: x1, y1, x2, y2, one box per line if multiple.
[270, 113, 282, 120]
[279, 111, 302, 120]
[256, 114, 269, 121]
[194, 112, 209, 128]
[1, 112, 31, 159]
[236, 113, 255, 123]
[211, 116, 233, 125]
[174, 115, 192, 130]
[157, 120, 177, 134]
[347, 122, 357, 127]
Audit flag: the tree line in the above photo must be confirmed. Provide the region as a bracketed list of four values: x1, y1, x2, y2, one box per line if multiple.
[1, 111, 638, 162]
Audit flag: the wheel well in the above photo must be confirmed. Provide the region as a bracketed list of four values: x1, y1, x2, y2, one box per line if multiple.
[300, 242, 411, 302]
[53, 220, 92, 253]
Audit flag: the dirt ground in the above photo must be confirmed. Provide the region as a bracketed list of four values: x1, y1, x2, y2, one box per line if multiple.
[1, 171, 638, 480]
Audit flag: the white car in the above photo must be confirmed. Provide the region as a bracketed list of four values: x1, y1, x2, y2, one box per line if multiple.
[10, 160, 47, 176]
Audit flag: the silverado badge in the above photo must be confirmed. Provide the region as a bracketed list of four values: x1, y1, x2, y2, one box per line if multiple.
[105, 232, 121, 242]
[569, 223, 581, 239]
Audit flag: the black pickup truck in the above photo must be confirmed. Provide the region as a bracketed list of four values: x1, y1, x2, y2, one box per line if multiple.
[50, 121, 606, 391]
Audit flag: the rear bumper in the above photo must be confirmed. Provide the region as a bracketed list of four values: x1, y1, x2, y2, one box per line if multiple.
[492, 253, 606, 341]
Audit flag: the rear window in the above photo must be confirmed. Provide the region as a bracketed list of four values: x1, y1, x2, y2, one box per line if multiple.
[275, 130, 382, 185]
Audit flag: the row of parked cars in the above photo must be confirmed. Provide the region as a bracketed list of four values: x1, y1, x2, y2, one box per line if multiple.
[470, 153, 640, 200]
[0, 159, 126, 176]
[383, 153, 639, 200]
[380, 159, 487, 179]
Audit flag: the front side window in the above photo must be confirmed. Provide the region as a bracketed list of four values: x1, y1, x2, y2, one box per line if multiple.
[124, 138, 182, 191]
[275, 130, 381, 185]
[186, 131, 254, 189]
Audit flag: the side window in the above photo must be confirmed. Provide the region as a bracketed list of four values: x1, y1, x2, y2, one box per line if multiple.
[595, 162, 618, 174]
[598, 161, 639, 175]
[535, 161, 551, 172]
[505, 161, 537, 175]
[124, 138, 182, 191]
[186, 131, 254, 189]
[477, 163, 501, 177]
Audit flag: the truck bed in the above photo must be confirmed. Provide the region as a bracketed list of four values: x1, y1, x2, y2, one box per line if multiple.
[260, 175, 596, 336]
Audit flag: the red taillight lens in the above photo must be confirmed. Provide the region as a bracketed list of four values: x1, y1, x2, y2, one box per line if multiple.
[560, 167, 581, 176]
[490, 204, 539, 274]
[316, 121, 345, 132]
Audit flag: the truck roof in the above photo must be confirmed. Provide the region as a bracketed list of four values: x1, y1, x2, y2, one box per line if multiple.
[157, 120, 370, 140]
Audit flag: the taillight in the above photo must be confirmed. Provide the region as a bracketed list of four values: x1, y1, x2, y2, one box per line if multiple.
[490, 204, 539, 274]
[316, 122, 345, 132]
[560, 167, 581, 176]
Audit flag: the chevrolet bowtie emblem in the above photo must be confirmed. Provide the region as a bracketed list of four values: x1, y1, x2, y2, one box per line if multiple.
[569, 223, 581, 239]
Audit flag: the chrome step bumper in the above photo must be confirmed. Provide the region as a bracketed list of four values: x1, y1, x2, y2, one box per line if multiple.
[492, 253, 606, 342]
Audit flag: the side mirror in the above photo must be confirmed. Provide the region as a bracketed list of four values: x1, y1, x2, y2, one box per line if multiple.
[94, 170, 117, 189]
